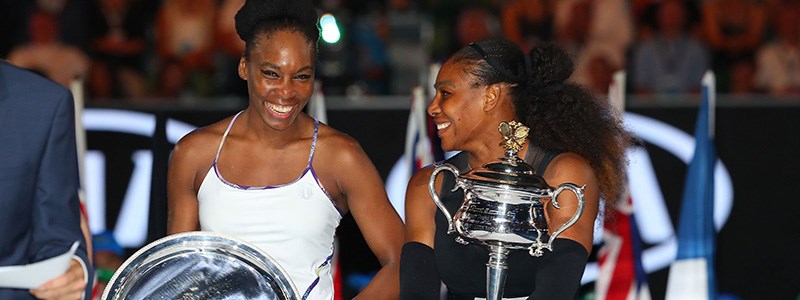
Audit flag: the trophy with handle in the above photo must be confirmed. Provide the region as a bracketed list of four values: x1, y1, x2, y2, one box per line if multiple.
[428, 121, 585, 300]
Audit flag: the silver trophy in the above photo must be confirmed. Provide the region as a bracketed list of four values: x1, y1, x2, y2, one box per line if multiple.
[429, 121, 585, 300]
[102, 231, 300, 300]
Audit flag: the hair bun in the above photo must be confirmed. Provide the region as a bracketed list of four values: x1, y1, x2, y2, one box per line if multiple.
[527, 44, 574, 89]
[235, 0, 318, 41]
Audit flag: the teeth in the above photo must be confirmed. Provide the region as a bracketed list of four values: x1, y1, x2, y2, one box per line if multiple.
[268, 103, 292, 114]
[436, 122, 451, 130]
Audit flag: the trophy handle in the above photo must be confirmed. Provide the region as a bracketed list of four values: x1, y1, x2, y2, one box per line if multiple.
[429, 162, 461, 234]
[545, 183, 586, 250]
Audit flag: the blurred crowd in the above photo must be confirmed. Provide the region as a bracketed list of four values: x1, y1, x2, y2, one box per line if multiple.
[0, 0, 798, 106]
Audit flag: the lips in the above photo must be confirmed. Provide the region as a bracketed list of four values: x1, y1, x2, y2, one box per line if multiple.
[266, 102, 293, 118]
[434, 121, 451, 137]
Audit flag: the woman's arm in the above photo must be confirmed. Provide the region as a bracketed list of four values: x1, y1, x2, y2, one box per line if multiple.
[526, 152, 599, 299]
[167, 132, 205, 234]
[335, 138, 405, 299]
[403, 167, 438, 248]
[400, 167, 442, 300]
[542, 152, 600, 252]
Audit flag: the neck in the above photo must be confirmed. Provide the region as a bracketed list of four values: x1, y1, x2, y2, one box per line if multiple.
[466, 138, 529, 169]
[243, 108, 307, 145]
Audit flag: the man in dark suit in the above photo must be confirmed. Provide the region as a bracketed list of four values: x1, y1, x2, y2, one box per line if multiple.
[0, 60, 92, 299]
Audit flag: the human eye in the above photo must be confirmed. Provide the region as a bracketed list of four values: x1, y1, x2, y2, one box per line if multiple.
[439, 89, 451, 98]
[261, 70, 279, 78]
[294, 73, 312, 81]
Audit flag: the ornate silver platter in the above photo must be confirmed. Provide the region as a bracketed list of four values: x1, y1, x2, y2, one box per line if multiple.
[102, 231, 299, 300]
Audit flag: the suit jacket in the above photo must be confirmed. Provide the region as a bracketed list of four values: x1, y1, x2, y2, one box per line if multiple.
[0, 61, 92, 299]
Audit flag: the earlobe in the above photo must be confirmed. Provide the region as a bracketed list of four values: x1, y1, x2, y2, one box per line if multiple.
[238, 56, 248, 80]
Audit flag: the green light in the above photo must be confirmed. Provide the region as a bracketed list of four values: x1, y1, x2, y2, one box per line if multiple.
[320, 13, 341, 44]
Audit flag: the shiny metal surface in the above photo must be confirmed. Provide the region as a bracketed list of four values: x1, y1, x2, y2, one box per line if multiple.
[102, 231, 299, 300]
[430, 161, 585, 257]
[428, 121, 586, 300]
[454, 185, 548, 247]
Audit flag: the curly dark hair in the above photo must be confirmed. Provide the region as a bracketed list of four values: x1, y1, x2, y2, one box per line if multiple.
[235, 0, 319, 58]
[450, 39, 634, 206]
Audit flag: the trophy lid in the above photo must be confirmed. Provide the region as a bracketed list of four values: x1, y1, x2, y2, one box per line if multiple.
[460, 121, 550, 190]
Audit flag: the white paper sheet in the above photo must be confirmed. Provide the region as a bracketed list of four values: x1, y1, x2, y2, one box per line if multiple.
[0, 241, 79, 289]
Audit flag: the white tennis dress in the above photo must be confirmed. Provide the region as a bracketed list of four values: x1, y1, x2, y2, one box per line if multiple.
[198, 111, 342, 299]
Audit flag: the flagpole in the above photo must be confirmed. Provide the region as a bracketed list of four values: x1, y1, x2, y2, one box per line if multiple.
[70, 79, 88, 204]
[70, 78, 94, 266]
[702, 71, 715, 139]
[308, 81, 327, 123]
[609, 70, 626, 114]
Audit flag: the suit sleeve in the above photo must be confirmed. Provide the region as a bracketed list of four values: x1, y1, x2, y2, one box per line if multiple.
[31, 89, 93, 298]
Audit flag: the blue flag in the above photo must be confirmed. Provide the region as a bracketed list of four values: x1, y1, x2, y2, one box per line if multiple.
[665, 71, 717, 300]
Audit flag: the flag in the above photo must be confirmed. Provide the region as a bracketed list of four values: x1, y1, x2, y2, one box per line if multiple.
[70, 79, 89, 219]
[405, 85, 435, 174]
[596, 192, 652, 300]
[331, 237, 342, 300]
[595, 71, 651, 300]
[387, 85, 435, 221]
[665, 71, 717, 300]
[71, 78, 100, 297]
[386, 66, 440, 222]
[308, 81, 327, 123]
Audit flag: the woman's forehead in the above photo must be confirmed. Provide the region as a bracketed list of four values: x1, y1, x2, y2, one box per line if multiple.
[254, 29, 312, 47]
[250, 31, 314, 62]
[438, 61, 475, 84]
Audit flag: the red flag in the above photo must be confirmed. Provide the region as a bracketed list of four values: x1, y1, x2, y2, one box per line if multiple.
[596, 194, 650, 300]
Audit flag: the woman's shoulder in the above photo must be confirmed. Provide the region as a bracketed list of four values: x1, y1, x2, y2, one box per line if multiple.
[549, 152, 591, 168]
[409, 164, 436, 187]
[545, 152, 595, 181]
[173, 118, 231, 159]
[314, 123, 366, 158]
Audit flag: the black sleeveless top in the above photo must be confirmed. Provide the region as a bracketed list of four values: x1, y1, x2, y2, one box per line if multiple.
[433, 145, 559, 299]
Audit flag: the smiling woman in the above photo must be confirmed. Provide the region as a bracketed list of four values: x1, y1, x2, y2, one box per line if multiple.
[165, 0, 405, 299]
[401, 40, 634, 299]
[238, 29, 315, 128]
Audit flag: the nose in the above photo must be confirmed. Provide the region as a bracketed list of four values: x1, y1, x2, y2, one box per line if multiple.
[427, 96, 440, 117]
[275, 81, 298, 101]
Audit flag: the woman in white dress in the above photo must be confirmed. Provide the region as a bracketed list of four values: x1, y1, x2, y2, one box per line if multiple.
[167, 0, 404, 298]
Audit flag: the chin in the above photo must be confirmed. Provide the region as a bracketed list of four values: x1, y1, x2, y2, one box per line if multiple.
[439, 140, 457, 152]
[256, 112, 295, 131]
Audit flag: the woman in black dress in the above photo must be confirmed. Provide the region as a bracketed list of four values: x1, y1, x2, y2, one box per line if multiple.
[401, 40, 633, 299]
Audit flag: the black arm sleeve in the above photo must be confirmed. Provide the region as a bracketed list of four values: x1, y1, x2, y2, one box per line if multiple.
[400, 242, 441, 300]
[529, 238, 589, 300]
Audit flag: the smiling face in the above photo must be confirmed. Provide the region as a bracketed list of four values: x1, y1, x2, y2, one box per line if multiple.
[239, 29, 315, 131]
[428, 59, 489, 151]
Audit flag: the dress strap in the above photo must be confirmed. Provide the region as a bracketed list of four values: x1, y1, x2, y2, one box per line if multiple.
[307, 119, 319, 167]
[214, 110, 244, 164]
[524, 143, 560, 175]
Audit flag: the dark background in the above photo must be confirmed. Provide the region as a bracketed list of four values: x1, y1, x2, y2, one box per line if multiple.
[89, 103, 800, 299]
